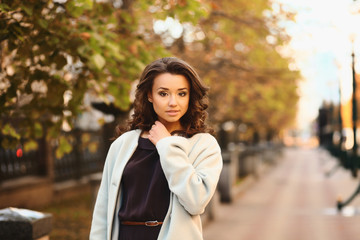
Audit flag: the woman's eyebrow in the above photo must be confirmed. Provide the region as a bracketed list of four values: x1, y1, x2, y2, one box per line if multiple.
[157, 87, 188, 90]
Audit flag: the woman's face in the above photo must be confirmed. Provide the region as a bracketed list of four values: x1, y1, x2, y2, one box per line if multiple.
[148, 73, 190, 132]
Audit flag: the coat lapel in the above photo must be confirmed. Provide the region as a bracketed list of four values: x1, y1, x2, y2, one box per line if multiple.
[107, 129, 141, 239]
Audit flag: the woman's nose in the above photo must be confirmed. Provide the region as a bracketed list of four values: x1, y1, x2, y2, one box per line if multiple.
[169, 95, 177, 106]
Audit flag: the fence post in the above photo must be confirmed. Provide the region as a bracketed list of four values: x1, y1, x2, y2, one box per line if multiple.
[217, 144, 240, 203]
[74, 130, 83, 180]
[45, 139, 55, 181]
[0, 207, 52, 240]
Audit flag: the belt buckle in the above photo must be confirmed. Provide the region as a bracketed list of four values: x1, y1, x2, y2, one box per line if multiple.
[145, 220, 159, 227]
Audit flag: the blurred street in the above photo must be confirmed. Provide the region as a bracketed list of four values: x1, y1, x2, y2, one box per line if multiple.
[2, 1, 360, 240]
[203, 147, 360, 240]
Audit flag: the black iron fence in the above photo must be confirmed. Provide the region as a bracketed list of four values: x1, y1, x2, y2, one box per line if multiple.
[0, 141, 45, 182]
[0, 130, 108, 183]
[54, 130, 107, 182]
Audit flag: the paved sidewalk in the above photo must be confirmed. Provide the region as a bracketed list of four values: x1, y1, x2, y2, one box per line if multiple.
[203, 147, 360, 240]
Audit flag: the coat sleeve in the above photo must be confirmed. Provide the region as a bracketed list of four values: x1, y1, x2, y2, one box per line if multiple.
[89, 138, 122, 240]
[156, 134, 223, 216]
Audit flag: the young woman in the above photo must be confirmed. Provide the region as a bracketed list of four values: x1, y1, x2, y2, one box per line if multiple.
[90, 57, 223, 240]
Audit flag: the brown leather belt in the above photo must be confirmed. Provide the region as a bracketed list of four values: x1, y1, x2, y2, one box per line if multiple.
[121, 220, 163, 227]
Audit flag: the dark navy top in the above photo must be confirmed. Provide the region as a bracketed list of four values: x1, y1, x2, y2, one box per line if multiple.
[118, 136, 170, 240]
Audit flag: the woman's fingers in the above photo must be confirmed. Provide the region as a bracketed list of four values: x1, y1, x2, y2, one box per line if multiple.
[148, 121, 170, 145]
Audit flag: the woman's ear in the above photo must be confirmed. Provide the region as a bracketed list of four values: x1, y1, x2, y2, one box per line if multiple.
[147, 92, 153, 103]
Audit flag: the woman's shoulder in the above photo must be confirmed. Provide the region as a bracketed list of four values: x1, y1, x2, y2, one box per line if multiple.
[186, 133, 221, 157]
[105, 129, 141, 164]
[190, 132, 215, 139]
[189, 132, 219, 146]
[111, 129, 141, 146]
[121, 129, 142, 138]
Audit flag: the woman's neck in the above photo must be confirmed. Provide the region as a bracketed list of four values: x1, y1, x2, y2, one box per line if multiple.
[162, 121, 183, 134]
[140, 123, 183, 138]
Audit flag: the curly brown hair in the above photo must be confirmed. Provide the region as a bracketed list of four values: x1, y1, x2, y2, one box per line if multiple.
[114, 57, 213, 138]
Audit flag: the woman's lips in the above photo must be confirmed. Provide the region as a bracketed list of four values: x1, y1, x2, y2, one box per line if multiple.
[166, 110, 179, 116]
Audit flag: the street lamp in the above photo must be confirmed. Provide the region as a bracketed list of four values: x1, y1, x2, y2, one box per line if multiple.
[337, 0, 360, 211]
[350, 36, 357, 171]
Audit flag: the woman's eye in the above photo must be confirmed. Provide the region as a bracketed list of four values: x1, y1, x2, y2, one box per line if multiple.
[179, 92, 187, 97]
[159, 92, 167, 97]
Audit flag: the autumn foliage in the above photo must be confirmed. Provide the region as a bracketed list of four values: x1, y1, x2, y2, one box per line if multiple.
[0, 0, 299, 154]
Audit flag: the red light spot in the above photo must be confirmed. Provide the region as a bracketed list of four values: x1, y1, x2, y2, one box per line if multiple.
[16, 149, 23, 158]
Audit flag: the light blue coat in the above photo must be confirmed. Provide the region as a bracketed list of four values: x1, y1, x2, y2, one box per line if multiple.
[89, 129, 223, 240]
